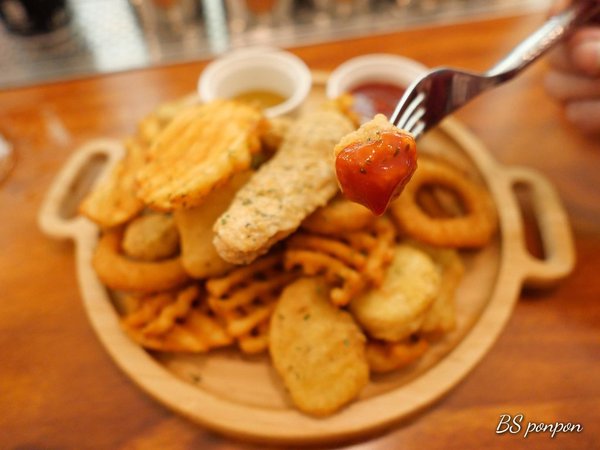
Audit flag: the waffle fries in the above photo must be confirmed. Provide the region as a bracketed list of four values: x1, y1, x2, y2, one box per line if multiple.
[284, 215, 396, 306]
[206, 253, 298, 354]
[121, 285, 233, 353]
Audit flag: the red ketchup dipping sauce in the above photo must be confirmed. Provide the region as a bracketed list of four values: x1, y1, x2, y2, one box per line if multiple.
[335, 130, 417, 216]
[349, 82, 405, 119]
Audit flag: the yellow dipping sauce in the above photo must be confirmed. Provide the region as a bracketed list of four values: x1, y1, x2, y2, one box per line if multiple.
[232, 90, 286, 110]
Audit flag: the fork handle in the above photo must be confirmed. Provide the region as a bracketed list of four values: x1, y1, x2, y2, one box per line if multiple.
[486, 0, 600, 80]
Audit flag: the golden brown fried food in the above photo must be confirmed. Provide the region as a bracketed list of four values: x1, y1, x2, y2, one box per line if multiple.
[79, 137, 145, 228]
[92, 229, 189, 293]
[121, 285, 233, 353]
[333, 114, 418, 215]
[270, 277, 369, 416]
[213, 105, 355, 264]
[350, 243, 441, 342]
[174, 172, 251, 279]
[206, 252, 296, 354]
[122, 213, 179, 261]
[390, 158, 498, 248]
[80, 98, 192, 228]
[137, 97, 196, 146]
[366, 337, 429, 374]
[285, 215, 396, 306]
[416, 243, 465, 335]
[136, 100, 265, 211]
[301, 195, 376, 235]
[260, 116, 293, 153]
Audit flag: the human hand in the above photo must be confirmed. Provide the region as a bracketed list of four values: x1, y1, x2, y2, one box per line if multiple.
[544, 2, 600, 134]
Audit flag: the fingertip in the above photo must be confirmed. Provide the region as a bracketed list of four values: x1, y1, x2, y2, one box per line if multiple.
[543, 71, 567, 100]
[565, 101, 600, 134]
[572, 41, 600, 76]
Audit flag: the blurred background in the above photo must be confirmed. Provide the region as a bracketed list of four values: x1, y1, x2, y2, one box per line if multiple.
[0, 0, 550, 89]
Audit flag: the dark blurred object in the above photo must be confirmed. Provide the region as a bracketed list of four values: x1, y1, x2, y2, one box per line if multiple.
[129, 0, 200, 37]
[0, 0, 70, 36]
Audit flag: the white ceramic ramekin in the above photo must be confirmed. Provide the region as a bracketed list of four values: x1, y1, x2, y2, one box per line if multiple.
[198, 47, 312, 118]
[326, 53, 427, 98]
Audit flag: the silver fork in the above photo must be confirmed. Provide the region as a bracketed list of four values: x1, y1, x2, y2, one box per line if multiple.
[391, 0, 600, 139]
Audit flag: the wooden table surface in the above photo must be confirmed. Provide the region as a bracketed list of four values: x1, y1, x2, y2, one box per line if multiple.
[1, 12, 599, 450]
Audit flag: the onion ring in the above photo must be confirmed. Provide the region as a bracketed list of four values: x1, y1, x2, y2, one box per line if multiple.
[389, 158, 497, 248]
[92, 229, 189, 293]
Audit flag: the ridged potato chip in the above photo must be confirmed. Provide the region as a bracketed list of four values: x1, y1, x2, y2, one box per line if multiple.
[136, 100, 265, 211]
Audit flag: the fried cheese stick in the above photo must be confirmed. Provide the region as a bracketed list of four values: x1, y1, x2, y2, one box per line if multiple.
[213, 106, 355, 264]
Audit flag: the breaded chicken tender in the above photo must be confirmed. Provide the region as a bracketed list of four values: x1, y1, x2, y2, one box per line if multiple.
[213, 106, 355, 264]
[350, 243, 441, 342]
[270, 277, 369, 416]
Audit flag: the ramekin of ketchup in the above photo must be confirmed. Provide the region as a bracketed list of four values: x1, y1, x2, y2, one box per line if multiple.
[326, 54, 427, 123]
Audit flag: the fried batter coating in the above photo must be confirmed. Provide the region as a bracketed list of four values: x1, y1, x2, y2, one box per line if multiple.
[213, 106, 355, 264]
[390, 157, 498, 248]
[270, 278, 369, 416]
[80, 98, 191, 227]
[136, 100, 265, 210]
[174, 172, 250, 279]
[121, 286, 233, 353]
[350, 243, 441, 342]
[366, 337, 429, 374]
[415, 243, 465, 335]
[122, 213, 179, 261]
[301, 195, 376, 235]
[333, 114, 417, 215]
[92, 229, 189, 293]
[79, 137, 145, 228]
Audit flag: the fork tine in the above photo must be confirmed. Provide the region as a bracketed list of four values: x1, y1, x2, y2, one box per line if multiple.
[394, 92, 425, 130]
[410, 121, 425, 139]
[403, 105, 425, 134]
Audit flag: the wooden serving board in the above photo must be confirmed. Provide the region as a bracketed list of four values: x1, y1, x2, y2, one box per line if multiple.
[38, 73, 575, 445]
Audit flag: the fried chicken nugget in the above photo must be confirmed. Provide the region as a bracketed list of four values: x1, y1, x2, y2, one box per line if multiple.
[213, 106, 356, 264]
[174, 172, 251, 279]
[270, 278, 369, 416]
[416, 243, 465, 336]
[349, 243, 441, 342]
[136, 100, 265, 210]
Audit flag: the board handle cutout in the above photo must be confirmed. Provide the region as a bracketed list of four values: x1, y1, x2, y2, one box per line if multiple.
[38, 139, 124, 240]
[506, 166, 575, 288]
